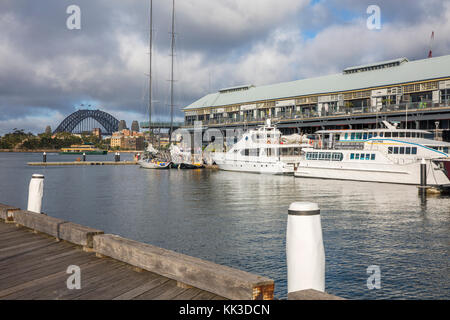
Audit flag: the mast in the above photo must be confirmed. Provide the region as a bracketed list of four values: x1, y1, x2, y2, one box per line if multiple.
[169, 0, 175, 143]
[148, 0, 153, 140]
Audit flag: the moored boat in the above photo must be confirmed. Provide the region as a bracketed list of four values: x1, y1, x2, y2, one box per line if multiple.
[59, 143, 107, 155]
[294, 121, 450, 185]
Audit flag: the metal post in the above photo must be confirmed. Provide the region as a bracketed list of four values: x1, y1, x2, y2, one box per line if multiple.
[83, 153, 86, 162]
[420, 158, 427, 187]
[286, 202, 325, 294]
[27, 174, 44, 214]
[43, 152, 47, 163]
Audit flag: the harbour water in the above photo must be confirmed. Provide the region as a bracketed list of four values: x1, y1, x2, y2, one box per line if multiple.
[0, 152, 448, 299]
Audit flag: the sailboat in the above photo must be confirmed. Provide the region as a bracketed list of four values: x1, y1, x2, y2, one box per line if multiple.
[139, 0, 171, 170]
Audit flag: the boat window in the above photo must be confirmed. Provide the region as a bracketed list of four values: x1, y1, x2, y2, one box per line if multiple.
[363, 133, 368, 140]
[392, 132, 399, 138]
[412, 147, 417, 154]
[406, 132, 411, 138]
[266, 148, 272, 156]
[399, 147, 405, 154]
[405, 147, 411, 154]
[369, 133, 373, 139]
[400, 132, 405, 138]
[379, 132, 384, 137]
[444, 147, 449, 154]
[350, 153, 355, 160]
[319, 152, 326, 160]
[355, 154, 360, 160]
[371, 154, 376, 160]
[365, 154, 370, 160]
[351, 133, 355, 140]
[388, 147, 393, 154]
[332, 153, 343, 161]
[356, 133, 362, 140]
[345, 133, 348, 140]
[385, 132, 392, 138]
[312, 152, 318, 160]
[293, 148, 301, 156]
[394, 147, 399, 154]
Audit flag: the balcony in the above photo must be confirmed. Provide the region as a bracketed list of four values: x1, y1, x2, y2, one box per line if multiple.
[184, 101, 450, 127]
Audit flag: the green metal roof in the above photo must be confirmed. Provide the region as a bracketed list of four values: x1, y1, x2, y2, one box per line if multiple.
[184, 55, 450, 111]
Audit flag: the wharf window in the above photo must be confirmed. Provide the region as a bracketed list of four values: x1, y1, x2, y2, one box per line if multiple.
[388, 147, 393, 154]
[405, 147, 411, 154]
[371, 154, 376, 160]
[394, 147, 399, 154]
[412, 147, 417, 154]
[350, 153, 355, 159]
[385, 132, 392, 138]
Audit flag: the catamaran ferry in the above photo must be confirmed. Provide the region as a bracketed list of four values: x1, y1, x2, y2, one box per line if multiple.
[294, 121, 450, 185]
[213, 121, 310, 175]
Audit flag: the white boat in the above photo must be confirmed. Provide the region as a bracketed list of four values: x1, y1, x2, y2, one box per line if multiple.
[213, 121, 310, 175]
[294, 121, 450, 185]
[139, 159, 171, 169]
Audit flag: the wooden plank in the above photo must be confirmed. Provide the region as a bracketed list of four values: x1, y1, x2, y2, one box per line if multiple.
[113, 276, 171, 300]
[191, 290, 219, 300]
[94, 234, 274, 300]
[288, 289, 345, 300]
[0, 257, 102, 298]
[73, 266, 156, 300]
[4, 259, 109, 300]
[44, 262, 130, 300]
[0, 251, 96, 291]
[172, 287, 204, 300]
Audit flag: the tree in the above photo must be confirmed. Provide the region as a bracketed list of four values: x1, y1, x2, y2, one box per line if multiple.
[45, 126, 52, 135]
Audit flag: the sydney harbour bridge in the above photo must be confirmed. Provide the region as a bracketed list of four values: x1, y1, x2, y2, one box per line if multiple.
[53, 110, 120, 135]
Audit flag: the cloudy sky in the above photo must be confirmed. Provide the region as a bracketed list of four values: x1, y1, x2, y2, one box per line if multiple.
[1, 0, 450, 135]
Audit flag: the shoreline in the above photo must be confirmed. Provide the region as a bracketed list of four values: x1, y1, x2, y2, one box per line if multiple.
[0, 149, 144, 154]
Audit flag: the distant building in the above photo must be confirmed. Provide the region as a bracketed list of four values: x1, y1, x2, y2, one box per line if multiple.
[118, 120, 128, 132]
[131, 121, 140, 132]
[45, 125, 52, 135]
[110, 129, 144, 150]
[92, 128, 102, 139]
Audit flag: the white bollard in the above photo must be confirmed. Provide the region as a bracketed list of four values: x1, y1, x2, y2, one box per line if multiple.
[286, 202, 325, 294]
[27, 174, 44, 213]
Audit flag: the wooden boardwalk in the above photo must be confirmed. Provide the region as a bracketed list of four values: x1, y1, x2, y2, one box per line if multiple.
[0, 222, 224, 300]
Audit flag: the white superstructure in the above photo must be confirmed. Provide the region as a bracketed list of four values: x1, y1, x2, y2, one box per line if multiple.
[294, 121, 450, 185]
[213, 121, 309, 175]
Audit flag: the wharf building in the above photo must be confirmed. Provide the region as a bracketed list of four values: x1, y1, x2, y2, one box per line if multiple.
[182, 55, 450, 140]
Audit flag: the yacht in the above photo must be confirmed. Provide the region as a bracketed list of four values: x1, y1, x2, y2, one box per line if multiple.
[294, 121, 450, 185]
[213, 121, 310, 175]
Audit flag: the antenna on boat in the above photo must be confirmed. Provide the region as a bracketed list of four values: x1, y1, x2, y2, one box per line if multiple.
[148, 0, 153, 141]
[169, 0, 175, 143]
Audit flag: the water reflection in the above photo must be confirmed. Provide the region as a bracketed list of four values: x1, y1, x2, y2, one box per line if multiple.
[0, 153, 448, 299]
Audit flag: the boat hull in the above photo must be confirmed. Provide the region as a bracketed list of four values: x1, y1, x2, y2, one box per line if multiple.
[216, 160, 294, 175]
[294, 160, 450, 185]
[139, 161, 171, 169]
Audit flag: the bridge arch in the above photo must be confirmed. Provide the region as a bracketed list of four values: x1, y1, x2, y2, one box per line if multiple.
[54, 110, 119, 135]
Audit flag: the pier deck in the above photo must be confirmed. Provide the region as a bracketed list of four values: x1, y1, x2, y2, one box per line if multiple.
[0, 222, 224, 300]
[27, 161, 138, 166]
